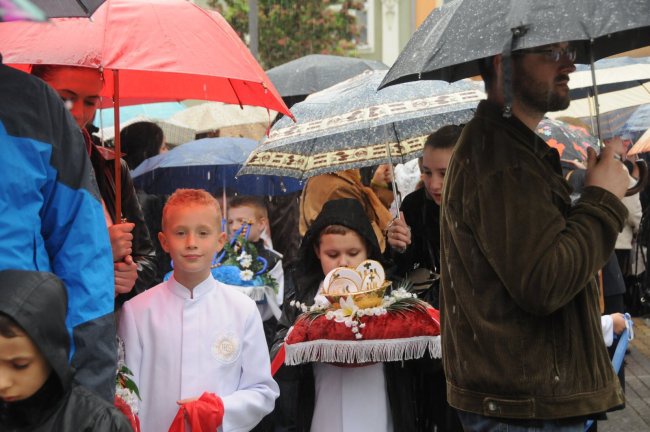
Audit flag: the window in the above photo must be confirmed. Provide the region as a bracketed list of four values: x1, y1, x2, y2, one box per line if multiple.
[354, 1, 375, 53]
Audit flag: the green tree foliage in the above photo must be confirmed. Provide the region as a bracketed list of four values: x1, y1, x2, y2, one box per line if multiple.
[209, 0, 365, 69]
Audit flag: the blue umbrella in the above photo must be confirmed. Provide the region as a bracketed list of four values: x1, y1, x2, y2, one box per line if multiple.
[622, 104, 650, 134]
[131, 137, 303, 196]
[239, 69, 484, 180]
[94, 102, 185, 128]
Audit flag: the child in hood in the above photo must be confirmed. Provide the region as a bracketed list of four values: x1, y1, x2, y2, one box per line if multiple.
[0, 270, 132, 431]
[271, 198, 439, 431]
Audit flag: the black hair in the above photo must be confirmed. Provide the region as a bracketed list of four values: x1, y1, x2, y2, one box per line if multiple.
[120, 121, 165, 170]
[31, 64, 102, 83]
[30, 64, 58, 81]
[0, 312, 22, 338]
[424, 124, 464, 151]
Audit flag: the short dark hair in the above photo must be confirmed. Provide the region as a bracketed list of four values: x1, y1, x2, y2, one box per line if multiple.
[0, 313, 22, 338]
[424, 125, 464, 151]
[120, 121, 165, 170]
[228, 195, 268, 219]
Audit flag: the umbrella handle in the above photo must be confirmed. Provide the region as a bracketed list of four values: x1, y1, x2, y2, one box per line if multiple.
[625, 160, 648, 197]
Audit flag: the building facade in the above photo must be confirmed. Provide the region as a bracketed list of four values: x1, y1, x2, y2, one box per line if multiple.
[357, 0, 445, 66]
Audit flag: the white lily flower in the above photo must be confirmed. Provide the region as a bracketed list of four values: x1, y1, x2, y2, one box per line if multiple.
[339, 296, 358, 318]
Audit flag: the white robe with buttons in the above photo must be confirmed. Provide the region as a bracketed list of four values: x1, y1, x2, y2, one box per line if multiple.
[118, 275, 279, 432]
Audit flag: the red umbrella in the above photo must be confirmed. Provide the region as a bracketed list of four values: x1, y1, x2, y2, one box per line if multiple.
[0, 0, 292, 217]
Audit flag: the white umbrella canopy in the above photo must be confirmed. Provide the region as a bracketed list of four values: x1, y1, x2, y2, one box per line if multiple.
[567, 57, 650, 89]
[549, 83, 650, 118]
[94, 115, 197, 146]
[169, 102, 275, 140]
[548, 57, 650, 129]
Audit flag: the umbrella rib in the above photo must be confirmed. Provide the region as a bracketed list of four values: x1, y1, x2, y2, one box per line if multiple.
[227, 78, 244, 109]
[75, 0, 91, 16]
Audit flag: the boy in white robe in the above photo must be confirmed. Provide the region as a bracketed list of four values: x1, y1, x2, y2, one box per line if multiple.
[118, 189, 279, 432]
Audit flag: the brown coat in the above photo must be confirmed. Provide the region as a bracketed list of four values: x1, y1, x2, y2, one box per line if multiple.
[299, 170, 393, 251]
[440, 101, 626, 419]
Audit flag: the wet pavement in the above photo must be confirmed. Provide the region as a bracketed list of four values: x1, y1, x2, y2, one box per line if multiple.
[599, 317, 650, 431]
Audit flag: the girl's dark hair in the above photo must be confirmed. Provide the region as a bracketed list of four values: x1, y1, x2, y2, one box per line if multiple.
[120, 121, 165, 170]
[0, 313, 22, 338]
[30, 64, 58, 81]
[424, 124, 464, 151]
[31, 65, 103, 83]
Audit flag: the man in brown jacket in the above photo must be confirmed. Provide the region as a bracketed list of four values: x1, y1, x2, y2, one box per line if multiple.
[440, 42, 630, 430]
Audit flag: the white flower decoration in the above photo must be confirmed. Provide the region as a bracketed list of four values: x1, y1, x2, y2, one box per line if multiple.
[240, 269, 254, 281]
[339, 296, 358, 318]
[236, 251, 253, 269]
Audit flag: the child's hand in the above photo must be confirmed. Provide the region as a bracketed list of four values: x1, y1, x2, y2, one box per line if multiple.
[109, 222, 135, 261]
[114, 255, 138, 296]
[177, 396, 200, 405]
[611, 313, 626, 335]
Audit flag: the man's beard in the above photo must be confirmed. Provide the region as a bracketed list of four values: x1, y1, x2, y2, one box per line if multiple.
[513, 70, 571, 113]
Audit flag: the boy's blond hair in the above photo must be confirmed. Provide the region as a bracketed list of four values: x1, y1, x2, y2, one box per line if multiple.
[162, 189, 222, 230]
[228, 195, 268, 220]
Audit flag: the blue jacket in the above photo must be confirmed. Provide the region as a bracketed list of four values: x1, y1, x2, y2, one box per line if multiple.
[0, 60, 116, 401]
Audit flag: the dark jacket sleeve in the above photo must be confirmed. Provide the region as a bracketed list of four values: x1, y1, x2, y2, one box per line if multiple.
[89, 147, 158, 305]
[470, 164, 628, 315]
[269, 271, 316, 432]
[115, 161, 157, 306]
[271, 288, 299, 360]
[62, 386, 135, 432]
[89, 408, 134, 432]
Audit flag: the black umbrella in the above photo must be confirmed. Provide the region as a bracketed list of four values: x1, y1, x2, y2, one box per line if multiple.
[379, 0, 650, 88]
[29, 0, 104, 18]
[379, 0, 650, 196]
[266, 54, 388, 99]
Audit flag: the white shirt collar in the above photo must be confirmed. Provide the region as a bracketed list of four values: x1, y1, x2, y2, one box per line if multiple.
[167, 274, 216, 300]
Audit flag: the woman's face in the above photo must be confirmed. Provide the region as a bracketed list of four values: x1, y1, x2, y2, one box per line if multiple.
[420, 146, 454, 205]
[315, 231, 368, 275]
[44, 67, 103, 129]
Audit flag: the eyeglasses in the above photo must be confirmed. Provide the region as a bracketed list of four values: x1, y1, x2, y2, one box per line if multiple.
[515, 46, 577, 62]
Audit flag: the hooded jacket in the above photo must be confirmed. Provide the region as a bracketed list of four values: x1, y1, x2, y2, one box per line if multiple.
[0, 270, 132, 432]
[272, 199, 439, 431]
[0, 60, 115, 401]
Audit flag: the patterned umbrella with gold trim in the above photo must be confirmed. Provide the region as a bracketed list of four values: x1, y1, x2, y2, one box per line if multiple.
[239, 70, 484, 180]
